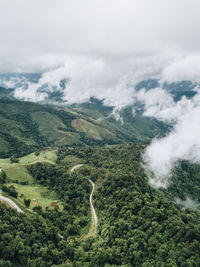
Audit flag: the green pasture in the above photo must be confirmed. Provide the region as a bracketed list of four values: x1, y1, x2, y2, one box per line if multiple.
[19, 149, 57, 165]
[0, 149, 57, 183]
[9, 183, 62, 210]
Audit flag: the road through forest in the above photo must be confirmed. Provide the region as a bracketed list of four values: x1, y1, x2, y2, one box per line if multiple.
[0, 195, 23, 213]
[71, 164, 98, 235]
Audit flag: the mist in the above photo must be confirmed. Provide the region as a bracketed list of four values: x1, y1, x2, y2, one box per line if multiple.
[143, 87, 200, 188]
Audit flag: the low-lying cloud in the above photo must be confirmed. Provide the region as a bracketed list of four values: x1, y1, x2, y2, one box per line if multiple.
[143, 87, 200, 188]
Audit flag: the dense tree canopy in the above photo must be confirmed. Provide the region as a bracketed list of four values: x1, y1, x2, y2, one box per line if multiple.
[0, 143, 200, 266]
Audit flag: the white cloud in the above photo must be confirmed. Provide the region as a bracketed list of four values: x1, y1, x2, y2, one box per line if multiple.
[11, 54, 165, 108]
[161, 55, 200, 83]
[143, 88, 200, 188]
[0, 0, 200, 72]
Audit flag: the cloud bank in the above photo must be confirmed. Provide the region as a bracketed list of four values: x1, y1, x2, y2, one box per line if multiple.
[143, 87, 200, 188]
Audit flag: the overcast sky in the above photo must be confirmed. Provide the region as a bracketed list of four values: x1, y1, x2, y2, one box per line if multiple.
[0, 0, 200, 72]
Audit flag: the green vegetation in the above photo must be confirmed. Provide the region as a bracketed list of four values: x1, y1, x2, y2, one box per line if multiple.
[19, 149, 57, 165]
[161, 160, 200, 204]
[2, 184, 18, 198]
[31, 111, 68, 142]
[72, 118, 114, 140]
[1, 98, 200, 266]
[1, 164, 34, 183]
[1, 144, 199, 266]
[8, 183, 60, 210]
[0, 203, 66, 266]
[0, 98, 169, 158]
[0, 149, 57, 183]
[0, 149, 60, 212]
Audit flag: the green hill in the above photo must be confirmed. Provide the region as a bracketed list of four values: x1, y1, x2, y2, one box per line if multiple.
[0, 98, 168, 158]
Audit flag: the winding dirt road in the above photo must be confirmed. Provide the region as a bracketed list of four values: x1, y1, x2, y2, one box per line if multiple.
[71, 164, 98, 235]
[70, 164, 83, 174]
[0, 195, 23, 213]
[88, 179, 98, 234]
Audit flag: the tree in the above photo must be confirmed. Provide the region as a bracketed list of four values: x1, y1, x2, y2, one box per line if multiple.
[24, 199, 31, 208]
[10, 155, 19, 163]
[35, 151, 40, 156]
[0, 170, 6, 184]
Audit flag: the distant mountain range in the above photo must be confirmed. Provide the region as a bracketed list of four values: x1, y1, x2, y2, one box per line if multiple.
[0, 73, 198, 158]
[0, 73, 198, 103]
[0, 97, 169, 158]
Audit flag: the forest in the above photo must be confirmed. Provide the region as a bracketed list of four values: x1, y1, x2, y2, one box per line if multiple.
[0, 143, 200, 266]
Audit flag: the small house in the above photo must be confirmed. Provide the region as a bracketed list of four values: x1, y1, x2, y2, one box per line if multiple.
[50, 201, 57, 207]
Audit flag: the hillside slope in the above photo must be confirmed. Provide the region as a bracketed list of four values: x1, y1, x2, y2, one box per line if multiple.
[0, 98, 168, 157]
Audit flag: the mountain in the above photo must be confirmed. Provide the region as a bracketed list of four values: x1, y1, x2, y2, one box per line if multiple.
[0, 73, 198, 103]
[136, 79, 198, 101]
[0, 76, 198, 158]
[0, 97, 169, 158]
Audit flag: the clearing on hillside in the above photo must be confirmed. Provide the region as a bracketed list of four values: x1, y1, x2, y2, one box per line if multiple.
[0, 149, 57, 183]
[72, 118, 114, 140]
[8, 183, 61, 210]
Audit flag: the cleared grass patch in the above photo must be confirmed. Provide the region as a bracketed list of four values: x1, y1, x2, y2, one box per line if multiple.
[72, 118, 114, 140]
[9, 183, 62, 210]
[0, 149, 57, 183]
[31, 111, 67, 142]
[19, 149, 57, 165]
[4, 165, 34, 183]
[0, 158, 11, 167]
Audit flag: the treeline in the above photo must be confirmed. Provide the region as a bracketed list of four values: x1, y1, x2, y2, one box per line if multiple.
[0, 132, 36, 158]
[2, 185, 18, 198]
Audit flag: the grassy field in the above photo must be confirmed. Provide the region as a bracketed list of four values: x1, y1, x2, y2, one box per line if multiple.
[0, 149, 57, 183]
[31, 111, 67, 142]
[4, 165, 34, 183]
[19, 149, 57, 165]
[8, 183, 62, 210]
[72, 118, 114, 140]
[0, 149, 63, 211]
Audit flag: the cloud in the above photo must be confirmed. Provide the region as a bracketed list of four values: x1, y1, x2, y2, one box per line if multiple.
[161, 55, 200, 83]
[176, 197, 200, 209]
[0, 0, 200, 72]
[143, 87, 200, 188]
[9, 54, 165, 108]
[1, 0, 200, 109]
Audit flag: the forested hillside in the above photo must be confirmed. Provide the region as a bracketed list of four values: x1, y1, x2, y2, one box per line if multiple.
[0, 98, 168, 158]
[0, 144, 200, 266]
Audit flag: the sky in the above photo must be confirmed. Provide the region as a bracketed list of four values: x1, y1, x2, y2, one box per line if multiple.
[1, 0, 200, 73]
[1, 0, 200, 187]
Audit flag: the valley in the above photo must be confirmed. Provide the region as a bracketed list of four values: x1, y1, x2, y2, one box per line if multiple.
[0, 97, 200, 266]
